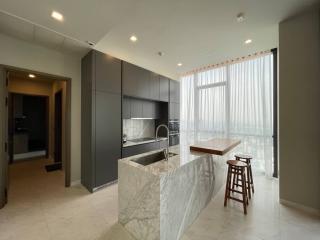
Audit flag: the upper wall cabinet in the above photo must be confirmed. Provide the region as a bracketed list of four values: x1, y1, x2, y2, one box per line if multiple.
[150, 72, 160, 100]
[159, 75, 169, 102]
[169, 80, 180, 103]
[94, 51, 121, 94]
[122, 62, 150, 99]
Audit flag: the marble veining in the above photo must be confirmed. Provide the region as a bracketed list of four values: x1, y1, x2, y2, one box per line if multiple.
[123, 119, 155, 140]
[118, 144, 227, 240]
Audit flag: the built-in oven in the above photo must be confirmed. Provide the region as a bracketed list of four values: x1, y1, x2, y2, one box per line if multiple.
[169, 120, 180, 146]
[169, 133, 179, 146]
[169, 120, 179, 133]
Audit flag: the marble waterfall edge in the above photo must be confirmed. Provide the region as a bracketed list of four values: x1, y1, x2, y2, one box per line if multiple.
[118, 146, 226, 240]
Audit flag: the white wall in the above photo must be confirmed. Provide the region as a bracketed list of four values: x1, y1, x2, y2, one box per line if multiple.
[0, 33, 82, 182]
[279, 9, 320, 211]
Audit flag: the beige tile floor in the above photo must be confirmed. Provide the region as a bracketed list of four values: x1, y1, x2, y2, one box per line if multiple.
[0, 158, 319, 240]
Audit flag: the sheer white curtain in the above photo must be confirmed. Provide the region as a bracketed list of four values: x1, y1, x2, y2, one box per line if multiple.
[180, 53, 274, 177]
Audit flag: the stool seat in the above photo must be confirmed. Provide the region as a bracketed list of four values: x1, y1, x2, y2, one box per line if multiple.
[235, 153, 253, 160]
[227, 160, 247, 167]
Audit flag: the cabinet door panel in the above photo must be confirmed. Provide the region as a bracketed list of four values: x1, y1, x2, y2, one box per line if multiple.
[122, 97, 131, 119]
[138, 68, 151, 99]
[159, 76, 169, 102]
[123, 62, 150, 99]
[95, 51, 121, 94]
[130, 98, 143, 118]
[95, 91, 121, 187]
[142, 101, 152, 118]
[122, 62, 138, 97]
[169, 80, 180, 103]
[169, 102, 180, 120]
[150, 73, 160, 100]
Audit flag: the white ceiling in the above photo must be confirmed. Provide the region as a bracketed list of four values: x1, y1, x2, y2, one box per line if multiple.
[0, 0, 318, 79]
[0, 11, 90, 56]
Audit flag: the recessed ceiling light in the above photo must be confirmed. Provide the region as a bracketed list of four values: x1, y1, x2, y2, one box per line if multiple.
[237, 13, 245, 22]
[244, 39, 252, 44]
[28, 74, 36, 78]
[130, 35, 138, 42]
[51, 11, 64, 21]
[177, 63, 183, 67]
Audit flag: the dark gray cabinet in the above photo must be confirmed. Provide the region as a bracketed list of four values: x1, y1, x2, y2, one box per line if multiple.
[122, 62, 150, 99]
[169, 102, 180, 120]
[159, 76, 169, 102]
[130, 98, 143, 118]
[95, 91, 121, 186]
[122, 62, 137, 97]
[150, 73, 160, 100]
[169, 80, 180, 120]
[124, 97, 160, 119]
[81, 50, 121, 192]
[82, 50, 172, 192]
[122, 97, 131, 119]
[169, 80, 180, 103]
[122, 140, 167, 158]
[95, 51, 121, 93]
[142, 101, 153, 118]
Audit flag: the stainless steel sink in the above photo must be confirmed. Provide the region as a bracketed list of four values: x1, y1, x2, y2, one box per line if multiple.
[131, 151, 178, 166]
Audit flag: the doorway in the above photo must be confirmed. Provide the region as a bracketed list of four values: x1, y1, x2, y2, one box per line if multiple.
[53, 90, 62, 168]
[0, 66, 71, 209]
[9, 93, 49, 162]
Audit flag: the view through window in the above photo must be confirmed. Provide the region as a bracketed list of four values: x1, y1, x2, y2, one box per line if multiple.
[180, 53, 274, 176]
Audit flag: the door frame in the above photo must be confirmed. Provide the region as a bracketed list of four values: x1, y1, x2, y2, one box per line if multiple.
[0, 66, 8, 209]
[0, 65, 72, 193]
[271, 48, 278, 178]
[54, 90, 63, 163]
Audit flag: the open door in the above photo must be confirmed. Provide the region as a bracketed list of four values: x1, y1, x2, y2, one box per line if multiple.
[0, 66, 8, 209]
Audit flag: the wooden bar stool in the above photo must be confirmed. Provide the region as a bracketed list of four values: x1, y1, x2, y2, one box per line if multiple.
[235, 154, 254, 197]
[224, 160, 249, 214]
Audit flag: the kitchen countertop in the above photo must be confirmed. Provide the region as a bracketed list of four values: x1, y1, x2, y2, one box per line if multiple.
[120, 138, 241, 176]
[119, 144, 212, 175]
[122, 137, 168, 148]
[190, 138, 241, 155]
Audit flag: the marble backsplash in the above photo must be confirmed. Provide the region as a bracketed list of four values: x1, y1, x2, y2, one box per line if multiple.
[123, 119, 155, 140]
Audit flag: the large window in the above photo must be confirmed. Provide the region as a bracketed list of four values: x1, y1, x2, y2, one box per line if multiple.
[180, 53, 274, 176]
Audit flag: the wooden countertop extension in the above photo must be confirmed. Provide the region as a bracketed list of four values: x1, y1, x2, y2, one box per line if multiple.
[190, 138, 241, 156]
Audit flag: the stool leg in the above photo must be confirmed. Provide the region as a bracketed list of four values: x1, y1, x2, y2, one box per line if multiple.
[249, 163, 254, 194]
[232, 168, 236, 190]
[246, 165, 251, 199]
[224, 166, 231, 206]
[234, 157, 240, 189]
[241, 169, 248, 214]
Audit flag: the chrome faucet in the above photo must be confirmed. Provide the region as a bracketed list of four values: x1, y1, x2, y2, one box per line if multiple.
[156, 124, 170, 161]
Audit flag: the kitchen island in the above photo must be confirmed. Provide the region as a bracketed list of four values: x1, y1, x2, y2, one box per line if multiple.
[118, 140, 239, 240]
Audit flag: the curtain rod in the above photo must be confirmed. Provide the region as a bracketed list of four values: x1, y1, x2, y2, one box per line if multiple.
[181, 50, 271, 77]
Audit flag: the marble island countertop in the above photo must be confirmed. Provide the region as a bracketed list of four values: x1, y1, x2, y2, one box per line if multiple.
[122, 137, 168, 148]
[119, 144, 211, 176]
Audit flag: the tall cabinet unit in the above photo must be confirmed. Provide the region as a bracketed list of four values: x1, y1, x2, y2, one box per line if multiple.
[81, 50, 122, 192]
[169, 79, 180, 146]
[169, 80, 180, 120]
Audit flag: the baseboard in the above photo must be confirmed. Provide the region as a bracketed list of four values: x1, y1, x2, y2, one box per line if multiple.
[280, 198, 320, 216]
[93, 180, 118, 192]
[70, 179, 81, 187]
